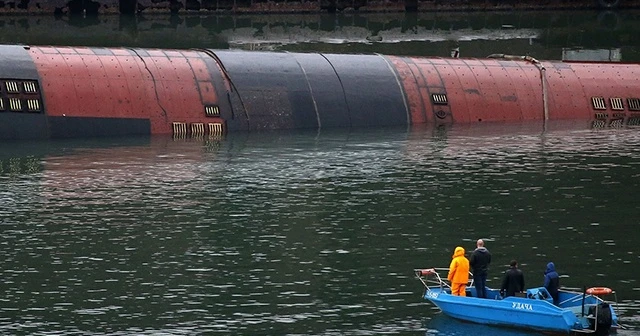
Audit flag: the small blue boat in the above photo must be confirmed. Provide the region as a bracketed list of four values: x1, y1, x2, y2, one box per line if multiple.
[415, 268, 621, 334]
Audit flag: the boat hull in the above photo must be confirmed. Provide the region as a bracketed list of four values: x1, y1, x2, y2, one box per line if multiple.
[424, 287, 616, 334]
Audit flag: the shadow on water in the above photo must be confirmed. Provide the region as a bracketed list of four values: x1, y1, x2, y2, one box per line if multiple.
[0, 119, 595, 166]
[0, 119, 626, 173]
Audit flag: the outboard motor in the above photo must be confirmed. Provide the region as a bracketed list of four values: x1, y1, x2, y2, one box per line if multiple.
[588, 302, 613, 334]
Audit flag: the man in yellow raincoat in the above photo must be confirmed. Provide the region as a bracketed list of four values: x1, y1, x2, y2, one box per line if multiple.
[447, 246, 470, 296]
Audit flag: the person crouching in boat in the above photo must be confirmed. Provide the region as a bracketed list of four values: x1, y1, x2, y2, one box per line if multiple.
[448, 246, 470, 296]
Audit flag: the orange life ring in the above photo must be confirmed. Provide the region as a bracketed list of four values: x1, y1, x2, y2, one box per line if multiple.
[586, 287, 613, 295]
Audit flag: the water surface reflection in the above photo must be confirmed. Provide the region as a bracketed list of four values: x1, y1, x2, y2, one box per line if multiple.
[1, 10, 639, 61]
[0, 122, 638, 335]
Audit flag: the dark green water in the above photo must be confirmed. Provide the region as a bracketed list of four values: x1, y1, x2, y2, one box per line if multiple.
[1, 122, 639, 335]
[1, 9, 640, 335]
[1, 10, 640, 61]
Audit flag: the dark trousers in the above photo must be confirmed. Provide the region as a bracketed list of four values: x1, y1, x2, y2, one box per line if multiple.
[474, 274, 487, 299]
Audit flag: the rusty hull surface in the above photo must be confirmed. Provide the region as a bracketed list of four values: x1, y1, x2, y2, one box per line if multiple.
[0, 44, 639, 139]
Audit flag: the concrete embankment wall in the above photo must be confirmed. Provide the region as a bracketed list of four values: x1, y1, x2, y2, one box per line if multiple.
[0, 0, 637, 15]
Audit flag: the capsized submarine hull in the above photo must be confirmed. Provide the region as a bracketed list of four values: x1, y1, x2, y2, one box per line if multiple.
[1, 44, 639, 139]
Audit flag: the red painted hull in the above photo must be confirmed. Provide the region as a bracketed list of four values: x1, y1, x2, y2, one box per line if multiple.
[0, 44, 639, 139]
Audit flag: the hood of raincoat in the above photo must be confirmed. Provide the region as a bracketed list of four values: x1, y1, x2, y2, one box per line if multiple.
[545, 262, 556, 274]
[453, 246, 465, 258]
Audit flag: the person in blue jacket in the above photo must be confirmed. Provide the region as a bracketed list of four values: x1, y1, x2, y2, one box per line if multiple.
[543, 262, 560, 305]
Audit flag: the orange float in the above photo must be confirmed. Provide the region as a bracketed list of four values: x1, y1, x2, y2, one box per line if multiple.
[586, 287, 613, 296]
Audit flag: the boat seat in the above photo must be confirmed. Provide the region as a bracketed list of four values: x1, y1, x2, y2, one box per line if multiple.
[526, 287, 554, 304]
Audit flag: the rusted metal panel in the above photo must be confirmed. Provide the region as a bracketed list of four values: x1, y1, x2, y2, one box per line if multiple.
[434, 59, 474, 123]
[194, 51, 232, 132]
[111, 49, 132, 57]
[54, 46, 77, 55]
[390, 56, 427, 125]
[511, 63, 544, 121]
[5, 45, 640, 140]
[27, 45, 229, 137]
[466, 60, 503, 123]
[186, 56, 213, 83]
[40, 54, 82, 116]
[89, 78, 115, 116]
[81, 55, 108, 80]
[147, 49, 167, 58]
[480, 59, 524, 121]
[568, 62, 640, 115]
[145, 57, 180, 118]
[124, 79, 153, 120]
[146, 56, 172, 81]
[152, 55, 186, 82]
[416, 59, 452, 124]
[174, 82, 206, 120]
[544, 63, 590, 120]
[75, 48, 96, 56]
[447, 59, 483, 124]
[100, 54, 129, 81]
[108, 79, 133, 118]
[198, 82, 218, 105]
[169, 56, 194, 82]
[34, 48, 81, 118]
[65, 54, 94, 81]
[400, 56, 552, 124]
[45, 77, 82, 117]
[398, 58, 441, 124]
[117, 55, 146, 81]
[395, 58, 429, 125]
[409, 62, 435, 123]
[73, 77, 99, 115]
[164, 50, 185, 58]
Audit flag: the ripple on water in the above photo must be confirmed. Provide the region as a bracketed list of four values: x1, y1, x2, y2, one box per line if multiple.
[0, 126, 639, 334]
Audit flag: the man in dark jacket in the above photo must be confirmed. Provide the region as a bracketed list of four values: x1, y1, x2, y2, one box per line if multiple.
[500, 260, 525, 297]
[469, 239, 491, 299]
[544, 261, 560, 305]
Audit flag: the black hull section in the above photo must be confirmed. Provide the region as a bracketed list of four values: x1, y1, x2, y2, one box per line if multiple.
[47, 117, 151, 139]
[214, 51, 408, 132]
[0, 113, 49, 140]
